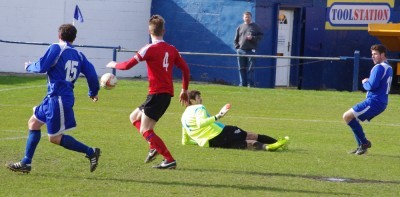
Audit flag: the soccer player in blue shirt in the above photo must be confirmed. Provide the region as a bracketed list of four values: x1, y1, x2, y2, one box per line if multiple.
[6, 24, 101, 173]
[343, 44, 393, 155]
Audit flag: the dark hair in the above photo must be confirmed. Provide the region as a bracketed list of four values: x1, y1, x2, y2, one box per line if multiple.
[188, 90, 201, 105]
[371, 44, 387, 55]
[58, 24, 77, 43]
[149, 15, 165, 36]
[243, 11, 252, 17]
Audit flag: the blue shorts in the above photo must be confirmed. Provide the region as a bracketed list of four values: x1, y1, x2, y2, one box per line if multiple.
[352, 99, 387, 122]
[33, 95, 76, 136]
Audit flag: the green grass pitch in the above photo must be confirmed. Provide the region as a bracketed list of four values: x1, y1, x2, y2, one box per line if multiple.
[1, 75, 400, 196]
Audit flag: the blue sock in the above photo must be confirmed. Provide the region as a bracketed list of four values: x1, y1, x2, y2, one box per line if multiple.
[353, 134, 362, 146]
[21, 130, 41, 164]
[60, 135, 94, 156]
[348, 119, 368, 144]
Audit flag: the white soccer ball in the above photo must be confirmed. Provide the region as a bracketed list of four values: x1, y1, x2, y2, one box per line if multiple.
[100, 73, 117, 90]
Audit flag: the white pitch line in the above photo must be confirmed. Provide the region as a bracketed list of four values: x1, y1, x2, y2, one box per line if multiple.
[0, 85, 45, 92]
[2, 114, 400, 141]
[2, 84, 400, 141]
[2, 130, 25, 133]
[0, 84, 89, 92]
[228, 115, 400, 127]
[0, 134, 47, 141]
[0, 136, 29, 140]
[1, 102, 400, 128]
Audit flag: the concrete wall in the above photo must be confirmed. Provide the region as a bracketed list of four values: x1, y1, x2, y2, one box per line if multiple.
[3, 0, 400, 90]
[0, 0, 151, 77]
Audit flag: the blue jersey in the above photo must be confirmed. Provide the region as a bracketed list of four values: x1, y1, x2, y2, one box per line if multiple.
[362, 62, 392, 104]
[26, 42, 99, 97]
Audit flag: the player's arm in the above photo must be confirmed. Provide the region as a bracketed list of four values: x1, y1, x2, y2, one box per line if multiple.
[106, 54, 141, 70]
[80, 53, 100, 101]
[175, 55, 190, 90]
[175, 53, 190, 105]
[25, 44, 61, 73]
[194, 106, 219, 128]
[363, 65, 384, 91]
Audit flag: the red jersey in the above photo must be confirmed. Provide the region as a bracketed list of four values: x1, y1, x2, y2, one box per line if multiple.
[115, 40, 190, 96]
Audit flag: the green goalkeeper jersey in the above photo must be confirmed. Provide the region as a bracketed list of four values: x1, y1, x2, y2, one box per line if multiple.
[181, 104, 225, 147]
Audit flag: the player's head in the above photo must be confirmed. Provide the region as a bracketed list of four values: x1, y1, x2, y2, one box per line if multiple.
[188, 90, 202, 105]
[58, 24, 77, 43]
[149, 15, 165, 37]
[370, 44, 387, 64]
[243, 11, 252, 24]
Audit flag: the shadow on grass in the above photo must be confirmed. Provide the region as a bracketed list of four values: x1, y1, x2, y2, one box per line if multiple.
[182, 168, 400, 185]
[33, 172, 350, 196]
[369, 153, 400, 160]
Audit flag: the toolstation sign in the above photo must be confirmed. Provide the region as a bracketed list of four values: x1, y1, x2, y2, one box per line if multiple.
[325, 1, 393, 30]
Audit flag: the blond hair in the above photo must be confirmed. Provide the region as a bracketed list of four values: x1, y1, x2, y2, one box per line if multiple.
[149, 15, 165, 36]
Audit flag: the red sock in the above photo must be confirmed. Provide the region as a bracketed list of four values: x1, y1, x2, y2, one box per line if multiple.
[133, 121, 154, 149]
[143, 130, 174, 162]
[132, 120, 141, 131]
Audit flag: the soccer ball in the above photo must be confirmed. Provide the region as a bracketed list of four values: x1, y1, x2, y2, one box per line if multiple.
[100, 73, 117, 90]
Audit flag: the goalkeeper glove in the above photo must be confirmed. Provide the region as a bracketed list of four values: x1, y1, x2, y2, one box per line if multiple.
[215, 104, 231, 120]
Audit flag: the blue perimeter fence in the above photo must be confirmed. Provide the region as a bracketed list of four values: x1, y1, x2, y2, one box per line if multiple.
[1, 39, 399, 92]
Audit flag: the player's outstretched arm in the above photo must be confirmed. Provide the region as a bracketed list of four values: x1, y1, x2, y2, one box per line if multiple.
[215, 104, 231, 120]
[25, 44, 61, 73]
[107, 56, 139, 70]
[24, 61, 31, 70]
[106, 61, 117, 68]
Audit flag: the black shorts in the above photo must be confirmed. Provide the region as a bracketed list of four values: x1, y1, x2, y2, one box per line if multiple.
[139, 93, 171, 121]
[208, 125, 248, 149]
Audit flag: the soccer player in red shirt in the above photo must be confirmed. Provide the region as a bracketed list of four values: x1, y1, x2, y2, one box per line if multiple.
[106, 15, 190, 169]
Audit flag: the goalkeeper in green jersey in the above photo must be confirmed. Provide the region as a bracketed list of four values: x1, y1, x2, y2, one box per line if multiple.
[181, 90, 289, 151]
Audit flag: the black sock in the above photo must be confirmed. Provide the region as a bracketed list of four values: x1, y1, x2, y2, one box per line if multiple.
[257, 134, 277, 144]
[252, 141, 265, 150]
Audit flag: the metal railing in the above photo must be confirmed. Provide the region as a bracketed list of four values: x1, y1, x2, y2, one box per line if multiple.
[2, 39, 400, 91]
